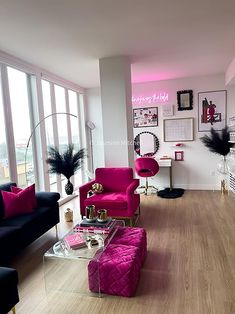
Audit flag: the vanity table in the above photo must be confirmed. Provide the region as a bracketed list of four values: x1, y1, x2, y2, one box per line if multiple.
[134, 131, 173, 190]
[157, 158, 172, 190]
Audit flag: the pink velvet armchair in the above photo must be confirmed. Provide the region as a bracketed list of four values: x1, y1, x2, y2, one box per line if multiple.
[79, 168, 140, 226]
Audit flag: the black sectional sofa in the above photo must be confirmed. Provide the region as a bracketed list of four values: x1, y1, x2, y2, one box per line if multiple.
[0, 182, 60, 313]
[0, 267, 19, 314]
[0, 182, 60, 263]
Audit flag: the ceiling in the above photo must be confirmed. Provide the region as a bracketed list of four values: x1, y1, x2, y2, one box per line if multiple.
[0, 0, 235, 88]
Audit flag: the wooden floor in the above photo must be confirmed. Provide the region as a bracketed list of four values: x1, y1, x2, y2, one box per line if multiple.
[8, 191, 235, 314]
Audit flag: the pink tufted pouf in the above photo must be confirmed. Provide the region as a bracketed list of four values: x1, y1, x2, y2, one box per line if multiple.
[110, 227, 147, 265]
[88, 244, 141, 297]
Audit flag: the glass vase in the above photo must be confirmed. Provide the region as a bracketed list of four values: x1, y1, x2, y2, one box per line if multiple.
[217, 156, 229, 194]
[217, 156, 229, 174]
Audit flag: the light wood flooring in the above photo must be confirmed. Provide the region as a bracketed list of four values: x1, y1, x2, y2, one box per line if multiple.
[7, 191, 235, 314]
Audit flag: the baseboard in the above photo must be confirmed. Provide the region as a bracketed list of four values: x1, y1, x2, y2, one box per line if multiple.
[58, 193, 78, 206]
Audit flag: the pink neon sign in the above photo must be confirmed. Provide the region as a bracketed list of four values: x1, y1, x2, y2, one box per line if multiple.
[132, 92, 169, 105]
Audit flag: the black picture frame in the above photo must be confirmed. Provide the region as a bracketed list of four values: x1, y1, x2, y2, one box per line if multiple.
[177, 90, 193, 111]
[133, 107, 158, 128]
[134, 131, 160, 156]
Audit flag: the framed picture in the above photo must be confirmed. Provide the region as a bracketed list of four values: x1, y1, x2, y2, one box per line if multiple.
[175, 151, 184, 161]
[133, 107, 158, 128]
[198, 90, 227, 132]
[163, 118, 194, 142]
[177, 90, 193, 111]
[162, 104, 174, 117]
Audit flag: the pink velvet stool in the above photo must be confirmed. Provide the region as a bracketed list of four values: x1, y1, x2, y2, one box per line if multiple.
[88, 244, 141, 297]
[110, 227, 147, 265]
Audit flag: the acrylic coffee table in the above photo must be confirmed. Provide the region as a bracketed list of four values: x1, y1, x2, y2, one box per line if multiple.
[43, 220, 124, 297]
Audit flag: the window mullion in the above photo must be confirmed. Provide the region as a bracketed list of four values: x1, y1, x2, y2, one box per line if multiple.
[34, 74, 50, 191]
[50, 83, 62, 195]
[65, 88, 74, 186]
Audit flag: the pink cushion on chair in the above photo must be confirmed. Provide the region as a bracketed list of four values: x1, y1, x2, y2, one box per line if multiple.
[84, 192, 127, 210]
[11, 184, 37, 208]
[88, 244, 141, 297]
[2, 184, 36, 218]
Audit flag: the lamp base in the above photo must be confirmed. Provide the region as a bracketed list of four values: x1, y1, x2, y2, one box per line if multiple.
[157, 188, 184, 199]
[221, 179, 228, 195]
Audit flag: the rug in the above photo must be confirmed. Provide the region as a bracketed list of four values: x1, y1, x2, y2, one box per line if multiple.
[157, 188, 185, 199]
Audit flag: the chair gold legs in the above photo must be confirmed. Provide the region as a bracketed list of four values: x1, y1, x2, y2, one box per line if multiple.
[12, 306, 16, 314]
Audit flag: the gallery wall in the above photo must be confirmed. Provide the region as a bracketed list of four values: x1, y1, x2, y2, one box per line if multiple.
[86, 73, 235, 190]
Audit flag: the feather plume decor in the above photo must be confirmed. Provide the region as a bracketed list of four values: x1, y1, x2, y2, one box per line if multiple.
[46, 144, 85, 179]
[200, 126, 233, 156]
[46, 144, 85, 194]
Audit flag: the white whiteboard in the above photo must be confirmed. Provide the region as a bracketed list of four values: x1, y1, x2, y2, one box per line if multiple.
[164, 118, 194, 142]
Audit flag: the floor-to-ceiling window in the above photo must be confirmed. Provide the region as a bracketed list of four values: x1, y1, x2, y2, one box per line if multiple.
[0, 53, 86, 195]
[69, 90, 83, 187]
[0, 72, 10, 184]
[42, 80, 56, 191]
[7, 67, 33, 187]
[41, 80, 84, 196]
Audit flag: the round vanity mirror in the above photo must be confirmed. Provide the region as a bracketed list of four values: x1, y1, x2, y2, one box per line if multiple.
[134, 131, 160, 157]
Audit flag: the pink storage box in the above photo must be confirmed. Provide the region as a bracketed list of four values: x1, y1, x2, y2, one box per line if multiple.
[88, 244, 141, 297]
[110, 227, 147, 265]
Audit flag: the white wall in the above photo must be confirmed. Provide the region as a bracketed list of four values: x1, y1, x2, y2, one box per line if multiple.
[85, 73, 235, 190]
[226, 57, 235, 85]
[84, 88, 105, 173]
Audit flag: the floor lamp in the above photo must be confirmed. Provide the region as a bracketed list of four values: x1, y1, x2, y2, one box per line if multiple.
[86, 121, 95, 179]
[24, 112, 78, 186]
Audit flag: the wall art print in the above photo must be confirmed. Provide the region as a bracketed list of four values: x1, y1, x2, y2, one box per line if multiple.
[198, 90, 227, 132]
[133, 107, 158, 128]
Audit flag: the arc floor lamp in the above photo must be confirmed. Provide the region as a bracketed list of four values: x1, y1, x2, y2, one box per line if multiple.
[24, 112, 78, 186]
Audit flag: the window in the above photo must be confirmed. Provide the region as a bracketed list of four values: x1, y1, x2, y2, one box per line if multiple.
[42, 80, 57, 191]
[55, 85, 68, 152]
[0, 52, 85, 195]
[69, 90, 82, 187]
[7, 67, 33, 187]
[41, 82, 85, 196]
[0, 74, 10, 184]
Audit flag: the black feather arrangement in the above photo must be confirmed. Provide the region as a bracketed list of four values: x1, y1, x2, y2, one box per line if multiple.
[46, 144, 85, 179]
[200, 126, 233, 156]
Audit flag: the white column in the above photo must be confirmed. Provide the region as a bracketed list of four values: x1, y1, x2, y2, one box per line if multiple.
[99, 56, 134, 168]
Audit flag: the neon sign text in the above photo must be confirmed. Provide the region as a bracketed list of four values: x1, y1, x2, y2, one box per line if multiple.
[132, 92, 169, 105]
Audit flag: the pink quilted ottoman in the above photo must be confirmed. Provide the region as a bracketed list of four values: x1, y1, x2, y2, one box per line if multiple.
[88, 244, 141, 297]
[110, 227, 147, 265]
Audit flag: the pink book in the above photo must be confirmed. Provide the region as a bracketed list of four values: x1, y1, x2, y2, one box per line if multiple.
[64, 233, 86, 249]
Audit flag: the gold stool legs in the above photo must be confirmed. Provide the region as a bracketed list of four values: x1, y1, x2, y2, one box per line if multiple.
[139, 177, 158, 195]
[12, 306, 16, 314]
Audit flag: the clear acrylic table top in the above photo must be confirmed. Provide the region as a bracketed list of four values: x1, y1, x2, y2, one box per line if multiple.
[44, 220, 124, 261]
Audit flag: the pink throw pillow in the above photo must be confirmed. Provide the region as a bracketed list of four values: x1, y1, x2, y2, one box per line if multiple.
[11, 184, 37, 209]
[2, 190, 34, 219]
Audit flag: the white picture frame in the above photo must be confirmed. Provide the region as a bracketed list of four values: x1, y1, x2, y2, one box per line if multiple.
[162, 104, 174, 117]
[163, 118, 194, 142]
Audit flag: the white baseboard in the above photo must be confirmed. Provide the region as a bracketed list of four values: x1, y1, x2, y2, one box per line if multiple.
[59, 193, 78, 206]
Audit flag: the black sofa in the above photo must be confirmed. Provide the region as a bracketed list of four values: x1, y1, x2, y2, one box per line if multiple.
[0, 267, 19, 314]
[0, 182, 60, 313]
[0, 182, 60, 263]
